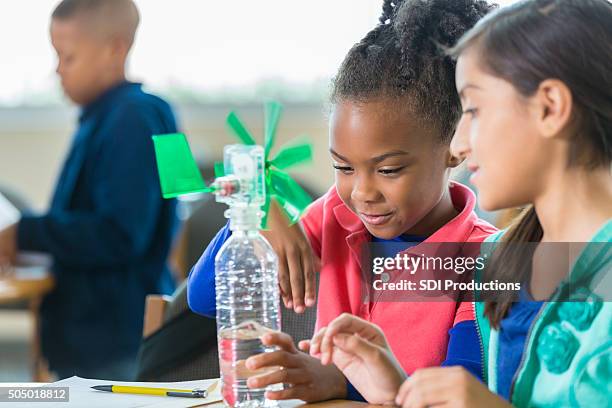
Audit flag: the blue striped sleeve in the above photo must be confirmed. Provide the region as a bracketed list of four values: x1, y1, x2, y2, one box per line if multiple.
[187, 222, 232, 317]
[346, 380, 367, 402]
[441, 319, 483, 381]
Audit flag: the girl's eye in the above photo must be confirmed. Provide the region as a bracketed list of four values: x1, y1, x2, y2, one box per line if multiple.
[378, 167, 405, 175]
[462, 108, 478, 117]
[333, 164, 354, 174]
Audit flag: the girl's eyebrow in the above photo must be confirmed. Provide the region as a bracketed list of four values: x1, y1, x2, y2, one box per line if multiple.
[458, 83, 482, 99]
[329, 149, 349, 162]
[330, 148, 409, 163]
[371, 150, 410, 164]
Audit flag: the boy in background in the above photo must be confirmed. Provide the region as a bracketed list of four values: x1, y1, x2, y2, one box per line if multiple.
[0, 0, 178, 379]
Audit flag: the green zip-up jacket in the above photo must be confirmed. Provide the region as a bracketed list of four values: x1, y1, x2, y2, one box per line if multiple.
[475, 220, 611, 407]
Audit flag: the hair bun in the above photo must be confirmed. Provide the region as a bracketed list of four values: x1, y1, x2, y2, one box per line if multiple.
[380, 0, 407, 24]
[393, 0, 495, 79]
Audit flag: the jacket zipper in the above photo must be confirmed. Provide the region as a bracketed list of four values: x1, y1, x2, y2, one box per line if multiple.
[473, 301, 487, 382]
[508, 301, 548, 401]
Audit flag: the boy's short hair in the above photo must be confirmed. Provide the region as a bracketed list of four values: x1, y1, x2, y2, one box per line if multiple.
[52, 0, 140, 46]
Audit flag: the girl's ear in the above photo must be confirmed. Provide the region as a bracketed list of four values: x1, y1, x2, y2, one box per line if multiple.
[532, 79, 573, 139]
[446, 150, 464, 168]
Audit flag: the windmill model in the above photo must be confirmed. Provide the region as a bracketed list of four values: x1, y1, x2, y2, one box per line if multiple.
[151, 101, 313, 228]
[152, 102, 314, 407]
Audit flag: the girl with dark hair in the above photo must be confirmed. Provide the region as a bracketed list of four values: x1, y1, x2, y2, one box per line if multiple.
[188, 0, 497, 404]
[310, 0, 612, 406]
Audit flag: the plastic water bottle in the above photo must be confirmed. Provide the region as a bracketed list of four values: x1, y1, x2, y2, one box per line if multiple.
[215, 205, 281, 408]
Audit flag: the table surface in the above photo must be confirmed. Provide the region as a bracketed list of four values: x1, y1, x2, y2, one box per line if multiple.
[205, 400, 370, 408]
[0, 272, 54, 304]
[0, 384, 373, 408]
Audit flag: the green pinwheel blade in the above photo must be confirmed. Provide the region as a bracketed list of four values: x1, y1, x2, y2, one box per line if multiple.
[269, 140, 313, 170]
[264, 101, 283, 160]
[260, 193, 272, 230]
[269, 169, 312, 224]
[226, 111, 256, 145]
[214, 161, 225, 177]
[152, 133, 211, 199]
[274, 194, 302, 224]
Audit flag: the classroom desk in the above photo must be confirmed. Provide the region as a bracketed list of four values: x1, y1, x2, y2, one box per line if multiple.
[0, 270, 54, 381]
[0, 383, 372, 408]
[277, 400, 370, 408]
[0, 273, 54, 304]
[202, 400, 371, 408]
[279, 400, 370, 408]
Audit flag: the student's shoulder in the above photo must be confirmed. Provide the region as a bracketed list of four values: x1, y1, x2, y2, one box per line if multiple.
[304, 185, 344, 219]
[97, 87, 177, 146]
[114, 86, 174, 118]
[302, 185, 362, 243]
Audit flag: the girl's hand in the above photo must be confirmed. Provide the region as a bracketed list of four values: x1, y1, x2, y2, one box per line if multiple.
[396, 366, 513, 408]
[261, 200, 317, 314]
[310, 313, 390, 364]
[308, 314, 406, 405]
[245, 331, 346, 402]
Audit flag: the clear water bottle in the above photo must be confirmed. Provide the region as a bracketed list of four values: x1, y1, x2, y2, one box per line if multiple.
[215, 205, 281, 408]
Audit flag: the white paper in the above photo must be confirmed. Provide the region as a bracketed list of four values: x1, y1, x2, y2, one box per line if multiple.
[13, 251, 53, 278]
[0, 376, 222, 408]
[0, 193, 19, 231]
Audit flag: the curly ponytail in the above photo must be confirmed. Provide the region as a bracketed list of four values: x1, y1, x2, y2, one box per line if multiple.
[331, 0, 496, 142]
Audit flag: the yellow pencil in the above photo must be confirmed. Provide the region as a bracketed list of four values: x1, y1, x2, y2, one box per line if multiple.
[91, 380, 217, 398]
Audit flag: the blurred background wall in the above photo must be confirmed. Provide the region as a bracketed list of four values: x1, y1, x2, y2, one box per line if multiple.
[0, 103, 333, 211]
[0, 0, 517, 381]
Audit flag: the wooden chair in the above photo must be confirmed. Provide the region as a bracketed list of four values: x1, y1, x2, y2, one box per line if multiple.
[137, 278, 318, 382]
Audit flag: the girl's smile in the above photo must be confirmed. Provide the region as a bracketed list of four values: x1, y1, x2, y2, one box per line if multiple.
[358, 211, 395, 227]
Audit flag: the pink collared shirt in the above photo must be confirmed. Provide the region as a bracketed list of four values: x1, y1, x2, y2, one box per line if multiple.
[301, 181, 497, 374]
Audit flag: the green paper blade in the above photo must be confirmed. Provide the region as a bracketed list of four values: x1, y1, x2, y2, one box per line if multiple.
[152, 133, 209, 199]
[264, 101, 282, 160]
[269, 169, 312, 223]
[214, 161, 225, 177]
[269, 141, 313, 170]
[260, 193, 272, 230]
[274, 194, 302, 224]
[226, 112, 256, 145]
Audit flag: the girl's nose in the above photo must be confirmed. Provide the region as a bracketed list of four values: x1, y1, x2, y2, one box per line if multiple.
[450, 115, 471, 160]
[351, 174, 380, 203]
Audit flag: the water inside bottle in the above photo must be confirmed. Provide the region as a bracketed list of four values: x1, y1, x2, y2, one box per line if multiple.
[218, 320, 282, 408]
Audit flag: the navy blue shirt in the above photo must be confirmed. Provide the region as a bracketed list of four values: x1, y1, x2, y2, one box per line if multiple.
[188, 224, 483, 401]
[17, 81, 179, 378]
[497, 289, 543, 400]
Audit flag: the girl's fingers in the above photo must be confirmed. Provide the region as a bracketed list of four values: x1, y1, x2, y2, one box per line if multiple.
[246, 349, 300, 371]
[331, 333, 380, 363]
[247, 367, 307, 389]
[396, 369, 429, 405]
[287, 247, 305, 313]
[396, 367, 466, 407]
[321, 313, 383, 361]
[261, 332, 297, 353]
[300, 240, 317, 308]
[319, 314, 356, 361]
[309, 327, 327, 357]
[263, 201, 294, 309]
[278, 253, 292, 309]
[400, 381, 454, 408]
[396, 379, 411, 406]
[297, 339, 310, 353]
